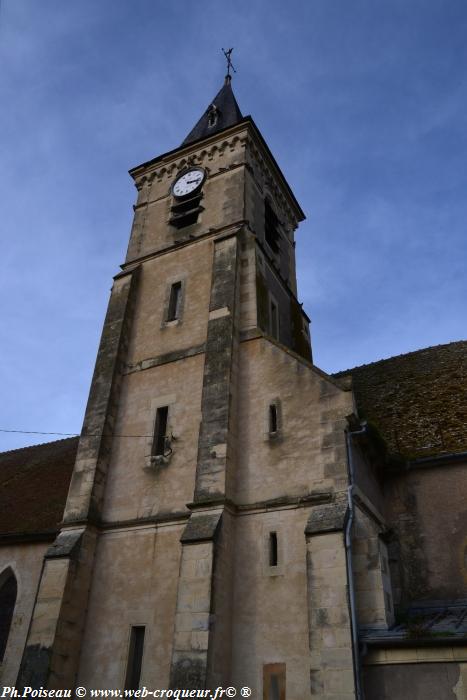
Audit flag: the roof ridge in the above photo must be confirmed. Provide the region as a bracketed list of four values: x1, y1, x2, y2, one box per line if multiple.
[333, 339, 467, 377]
[0, 435, 79, 457]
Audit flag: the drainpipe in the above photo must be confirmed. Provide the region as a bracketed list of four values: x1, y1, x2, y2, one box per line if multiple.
[345, 422, 367, 700]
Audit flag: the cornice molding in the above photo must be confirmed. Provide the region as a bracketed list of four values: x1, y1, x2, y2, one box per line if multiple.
[132, 133, 247, 191]
[245, 135, 299, 231]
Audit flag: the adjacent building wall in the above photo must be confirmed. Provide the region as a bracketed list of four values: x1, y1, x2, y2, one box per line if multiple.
[384, 461, 467, 603]
[0, 543, 49, 685]
[363, 655, 467, 700]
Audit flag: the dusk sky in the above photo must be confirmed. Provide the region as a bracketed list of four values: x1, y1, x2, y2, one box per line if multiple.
[1, 0, 466, 451]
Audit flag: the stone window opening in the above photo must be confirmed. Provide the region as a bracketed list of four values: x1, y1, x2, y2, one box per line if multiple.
[207, 103, 219, 128]
[169, 197, 203, 228]
[169, 174, 204, 229]
[0, 567, 17, 662]
[269, 297, 279, 340]
[152, 406, 171, 459]
[124, 626, 145, 691]
[161, 279, 186, 328]
[269, 532, 278, 567]
[267, 398, 282, 441]
[269, 404, 278, 435]
[264, 198, 281, 255]
[167, 281, 182, 322]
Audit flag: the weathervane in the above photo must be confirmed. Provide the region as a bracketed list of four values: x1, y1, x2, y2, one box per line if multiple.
[222, 48, 236, 79]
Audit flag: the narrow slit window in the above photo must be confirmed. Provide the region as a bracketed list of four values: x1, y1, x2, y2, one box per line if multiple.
[167, 282, 182, 322]
[269, 404, 278, 434]
[269, 532, 278, 567]
[270, 300, 279, 339]
[124, 626, 145, 691]
[152, 406, 169, 457]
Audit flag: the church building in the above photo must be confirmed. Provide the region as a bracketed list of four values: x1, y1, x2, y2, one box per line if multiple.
[1, 70, 466, 699]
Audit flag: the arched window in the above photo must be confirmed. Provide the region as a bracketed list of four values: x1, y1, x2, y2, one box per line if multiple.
[0, 568, 17, 661]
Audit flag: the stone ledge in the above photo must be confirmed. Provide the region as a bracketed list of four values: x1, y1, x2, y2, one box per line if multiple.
[305, 497, 348, 536]
[125, 343, 206, 374]
[181, 513, 222, 544]
[45, 529, 85, 559]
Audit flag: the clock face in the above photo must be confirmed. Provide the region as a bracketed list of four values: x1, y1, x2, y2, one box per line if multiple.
[172, 168, 205, 198]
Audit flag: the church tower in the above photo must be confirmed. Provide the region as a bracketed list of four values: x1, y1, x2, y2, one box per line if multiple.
[18, 72, 358, 699]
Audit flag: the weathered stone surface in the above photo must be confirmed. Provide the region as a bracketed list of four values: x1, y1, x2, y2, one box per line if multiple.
[363, 662, 461, 700]
[64, 268, 141, 524]
[181, 513, 222, 543]
[7, 121, 355, 700]
[194, 235, 239, 502]
[305, 497, 348, 535]
[16, 644, 51, 690]
[125, 343, 206, 374]
[385, 461, 467, 604]
[306, 530, 356, 699]
[45, 529, 83, 559]
[169, 655, 206, 690]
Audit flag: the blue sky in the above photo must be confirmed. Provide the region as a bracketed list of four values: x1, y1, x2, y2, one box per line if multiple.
[1, 0, 466, 450]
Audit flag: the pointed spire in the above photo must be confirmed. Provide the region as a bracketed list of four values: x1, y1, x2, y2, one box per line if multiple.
[181, 75, 243, 147]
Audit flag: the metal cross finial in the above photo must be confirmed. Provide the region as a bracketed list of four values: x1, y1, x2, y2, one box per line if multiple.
[222, 47, 236, 79]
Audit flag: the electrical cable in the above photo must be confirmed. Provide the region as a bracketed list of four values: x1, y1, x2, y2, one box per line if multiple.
[0, 428, 154, 439]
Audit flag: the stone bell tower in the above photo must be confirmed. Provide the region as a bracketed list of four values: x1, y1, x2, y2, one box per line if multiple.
[19, 72, 356, 699]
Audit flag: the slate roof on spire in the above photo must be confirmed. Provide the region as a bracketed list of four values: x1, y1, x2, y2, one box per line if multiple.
[182, 76, 243, 147]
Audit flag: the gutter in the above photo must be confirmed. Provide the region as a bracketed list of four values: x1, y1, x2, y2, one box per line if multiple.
[345, 421, 367, 700]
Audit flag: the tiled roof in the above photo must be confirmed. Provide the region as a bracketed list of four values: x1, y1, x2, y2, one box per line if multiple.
[334, 341, 467, 459]
[0, 437, 78, 537]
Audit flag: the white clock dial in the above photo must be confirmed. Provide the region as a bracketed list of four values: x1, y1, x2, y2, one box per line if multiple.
[172, 169, 205, 198]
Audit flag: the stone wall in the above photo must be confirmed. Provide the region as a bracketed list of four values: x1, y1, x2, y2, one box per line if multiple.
[0, 543, 49, 685]
[384, 461, 467, 603]
[236, 336, 351, 505]
[352, 506, 393, 629]
[363, 654, 467, 700]
[126, 130, 248, 263]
